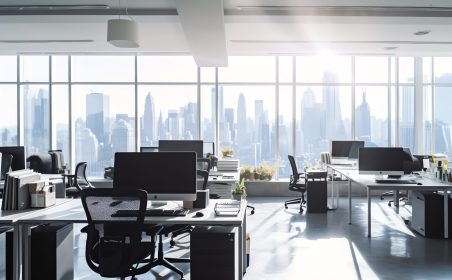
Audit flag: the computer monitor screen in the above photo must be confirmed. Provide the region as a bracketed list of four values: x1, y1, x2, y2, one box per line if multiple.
[0, 146, 26, 171]
[331, 140, 365, 159]
[158, 140, 203, 158]
[358, 147, 405, 176]
[140, 146, 159, 153]
[113, 152, 197, 201]
[203, 142, 215, 156]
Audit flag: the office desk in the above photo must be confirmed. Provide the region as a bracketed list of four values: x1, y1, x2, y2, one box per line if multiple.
[17, 198, 248, 280]
[208, 170, 240, 198]
[329, 165, 452, 238]
[0, 199, 72, 280]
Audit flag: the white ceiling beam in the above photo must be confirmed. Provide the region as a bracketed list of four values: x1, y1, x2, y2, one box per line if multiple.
[176, 0, 228, 67]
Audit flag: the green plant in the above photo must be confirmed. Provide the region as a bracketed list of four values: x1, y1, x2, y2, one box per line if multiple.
[221, 147, 234, 157]
[231, 178, 247, 198]
[254, 162, 277, 180]
[240, 165, 253, 181]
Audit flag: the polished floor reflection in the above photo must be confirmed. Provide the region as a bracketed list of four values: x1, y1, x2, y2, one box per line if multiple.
[74, 197, 452, 279]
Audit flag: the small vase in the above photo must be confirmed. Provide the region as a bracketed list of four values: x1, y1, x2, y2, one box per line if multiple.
[232, 194, 242, 201]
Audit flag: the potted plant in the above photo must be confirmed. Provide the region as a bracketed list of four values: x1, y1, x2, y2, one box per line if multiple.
[240, 165, 253, 181]
[231, 178, 247, 200]
[254, 162, 277, 181]
[221, 147, 234, 158]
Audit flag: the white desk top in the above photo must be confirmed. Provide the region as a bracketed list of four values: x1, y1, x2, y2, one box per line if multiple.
[18, 198, 247, 225]
[330, 165, 452, 191]
[0, 199, 71, 224]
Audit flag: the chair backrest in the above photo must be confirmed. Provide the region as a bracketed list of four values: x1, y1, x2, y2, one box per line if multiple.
[197, 158, 212, 171]
[74, 162, 93, 189]
[197, 170, 209, 190]
[48, 150, 65, 174]
[27, 153, 53, 174]
[0, 153, 13, 180]
[288, 155, 300, 181]
[80, 188, 148, 277]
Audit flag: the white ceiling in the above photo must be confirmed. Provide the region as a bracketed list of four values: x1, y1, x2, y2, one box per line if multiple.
[1, 0, 452, 63]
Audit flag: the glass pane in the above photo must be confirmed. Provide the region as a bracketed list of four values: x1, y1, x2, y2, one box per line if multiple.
[73, 85, 135, 177]
[201, 85, 215, 143]
[52, 85, 69, 164]
[278, 86, 293, 178]
[423, 57, 432, 84]
[51, 56, 68, 82]
[20, 56, 49, 82]
[296, 56, 351, 83]
[296, 85, 352, 167]
[218, 56, 275, 83]
[0, 56, 17, 82]
[279, 56, 293, 83]
[22, 84, 50, 154]
[219, 86, 276, 168]
[434, 86, 452, 155]
[138, 56, 197, 82]
[390, 57, 396, 84]
[138, 85, 197, 147]
[201, 67, 215, 83]
[399, 86, 415, 152]
[355, 86, 389, 146]
[399, 57, 414, 84]
[434, 57, 452, 83]
[355, 57, 388, 83]
[0, 85, 17, 145]
[424, 86, 432, 154]
[389, 86, 396, 147]
[72, 56, 135, 82]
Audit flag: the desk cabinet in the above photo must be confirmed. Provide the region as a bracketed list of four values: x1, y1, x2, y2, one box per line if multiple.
[412, 191, 452, 238]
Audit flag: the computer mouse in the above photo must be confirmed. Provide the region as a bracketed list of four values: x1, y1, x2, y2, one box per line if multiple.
[417, 182, 423, 185]
[195, 212, 204, 217]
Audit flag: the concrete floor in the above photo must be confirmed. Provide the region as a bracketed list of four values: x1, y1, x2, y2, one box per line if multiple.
[74, 197, 452, 280]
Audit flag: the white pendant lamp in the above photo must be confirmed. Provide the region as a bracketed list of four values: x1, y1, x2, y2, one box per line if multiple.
[107, 18, 139, 48]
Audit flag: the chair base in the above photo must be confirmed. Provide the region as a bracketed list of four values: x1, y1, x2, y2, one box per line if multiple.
[247, 205, 255, 215]
[151, 233, 188, 279]
[284, 198, 306, 213]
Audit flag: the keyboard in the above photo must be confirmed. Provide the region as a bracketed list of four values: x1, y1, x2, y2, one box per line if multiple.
[375, 179, 417, 184]
[113, 208, 189, 217]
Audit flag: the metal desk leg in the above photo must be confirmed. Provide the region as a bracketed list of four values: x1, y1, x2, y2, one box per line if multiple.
[348, 180, 352, 224]
[445, 189, 449, 239]
[367, 188, 371, 237]
[331, 168, 335, 208]
[12, 224, 22, 280]
[238, 224, 244, 280]
[22, 225, 31, 280]
[243, 214, 247, 274]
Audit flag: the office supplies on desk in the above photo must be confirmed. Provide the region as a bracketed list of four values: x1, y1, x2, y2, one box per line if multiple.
[215, 201, 241, 216]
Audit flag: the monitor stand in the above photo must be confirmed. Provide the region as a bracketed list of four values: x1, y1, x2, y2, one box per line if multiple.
[148, 200, 168, 208]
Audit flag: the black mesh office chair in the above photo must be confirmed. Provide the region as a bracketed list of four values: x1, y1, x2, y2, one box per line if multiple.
[80, 188, 155, 279]
[64, 162, 94, 198]
[285, 155, 306, 213]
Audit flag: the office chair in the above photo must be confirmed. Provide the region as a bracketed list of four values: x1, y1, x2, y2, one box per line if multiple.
[27, 153, 54, 174]
[64, 162, 94, 198]
[285, 155, 306, 213]
[80, 188, 156, 279]
[48, 150, 66, 174]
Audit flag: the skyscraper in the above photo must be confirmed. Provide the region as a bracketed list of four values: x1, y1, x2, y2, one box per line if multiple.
[168, 110, 180, 139]
[112, 115, 134, 153]
[184, 102, 197, 139]
[355, 90, 371, 141]
[86, 92, 110, 144]
[322, 71, 345, 140]
[237, 93, 247, 145]
[142, 93, 155, 145]
[254, 100, 264, 142]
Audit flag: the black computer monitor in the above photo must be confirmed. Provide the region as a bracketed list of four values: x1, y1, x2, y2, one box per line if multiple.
[358, 147, 406, 176]
[140, 146, 159, 153]
[158, 140, 203, 158]
[331, 140, 365, 159]
[113, 152, 197, 201]
[203, 142, 215, 156]
[0, 146, 26, 177]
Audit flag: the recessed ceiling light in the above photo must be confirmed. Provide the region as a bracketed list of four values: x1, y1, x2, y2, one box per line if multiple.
[384, 46, 398, 50]
[414, 30, 431, 36]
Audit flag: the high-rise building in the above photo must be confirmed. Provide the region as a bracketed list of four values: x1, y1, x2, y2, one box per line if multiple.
[322, 71, 345, 140]
[254, 100, 264, 142]
[184, 102, 197, 139]
[355, 91, 371, 141]
[237, 93, 247, 145]
[142, 93, 155, 145]
[168, 110, 180, 139]
[112, 115, 134, 153]
[86, 92, 110, 144]
[224, 108, 235, 142]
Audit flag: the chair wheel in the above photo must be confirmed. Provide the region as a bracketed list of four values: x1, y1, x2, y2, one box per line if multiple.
[251, 210, 255, 215]
[380, 197, 384, 200]
[388, 202, 391, 207]
[284, 205, 288, 209]
[170, 240, 175, 247]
